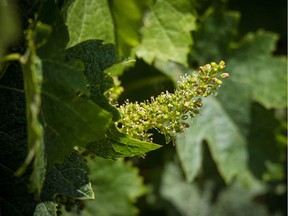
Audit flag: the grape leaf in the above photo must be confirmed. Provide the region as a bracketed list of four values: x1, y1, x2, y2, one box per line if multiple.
[65, 0, 114, 48]
[41, 59, 112, 165]
[65, 40, 161, 158]
[65, 40, 120, 121]
[227, 30, 287, 109]
[61, 157, 146, 216]
[0, 63, 96, 216]
[175, 7, 287, 183]
[177, 98, 247, 182]
[135, 0, 196, 66]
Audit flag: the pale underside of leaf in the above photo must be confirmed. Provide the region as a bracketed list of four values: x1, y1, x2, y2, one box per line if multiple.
[177, 98, 247, 183]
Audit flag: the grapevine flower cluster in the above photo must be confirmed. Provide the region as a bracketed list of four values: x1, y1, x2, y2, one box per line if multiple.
[116, 61, 229, 143]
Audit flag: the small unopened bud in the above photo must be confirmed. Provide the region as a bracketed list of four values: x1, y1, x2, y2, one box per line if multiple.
[210, 62, 217, 67]
[219, 60, 225, 66]
[199, 66, 205, 73]
[220, 73, 229, 78]
[212, 77, 222, 85]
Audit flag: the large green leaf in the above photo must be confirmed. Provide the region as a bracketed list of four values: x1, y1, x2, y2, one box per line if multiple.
[41, 59, 112, 165]
[227, 30, 287, 109]
[135, 0, 196, 66]
[65, 40, 120, 120]
[65, 40, 161, 158]
[64, 0, 151, 59]
[60, 157, 146, 216]
[65, 0, 114, 48]
[175, 7, 287, 183]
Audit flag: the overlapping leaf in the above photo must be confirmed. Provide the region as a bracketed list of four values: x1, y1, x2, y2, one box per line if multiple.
[174, 7, 287, 183]
[136, 0, 196, 65]
[65, 0, 114, 48]
[65, 40, 119, 120]
[41, 59, 112, 165]
[64, 0, 149, 59]
[65, 40, 161, 158]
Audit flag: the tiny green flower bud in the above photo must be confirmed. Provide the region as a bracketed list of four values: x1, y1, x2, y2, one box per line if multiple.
[216, 79, 222, 85]
[219, 61, 225, 69]
[210, 62, 217, 67]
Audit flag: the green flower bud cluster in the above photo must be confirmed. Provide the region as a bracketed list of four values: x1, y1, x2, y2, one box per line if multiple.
[117, 61, 228, 143]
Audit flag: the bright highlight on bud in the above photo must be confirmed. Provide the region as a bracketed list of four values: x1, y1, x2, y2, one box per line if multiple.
[114, 61, 229, 143]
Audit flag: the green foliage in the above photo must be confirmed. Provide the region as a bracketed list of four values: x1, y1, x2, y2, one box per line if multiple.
[175, 7, 287, 185]
[66, 157, 146, 216]
[160, 162, 276, 216]
[0, 0, 286, 215]
[135, 0, 197, 65]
